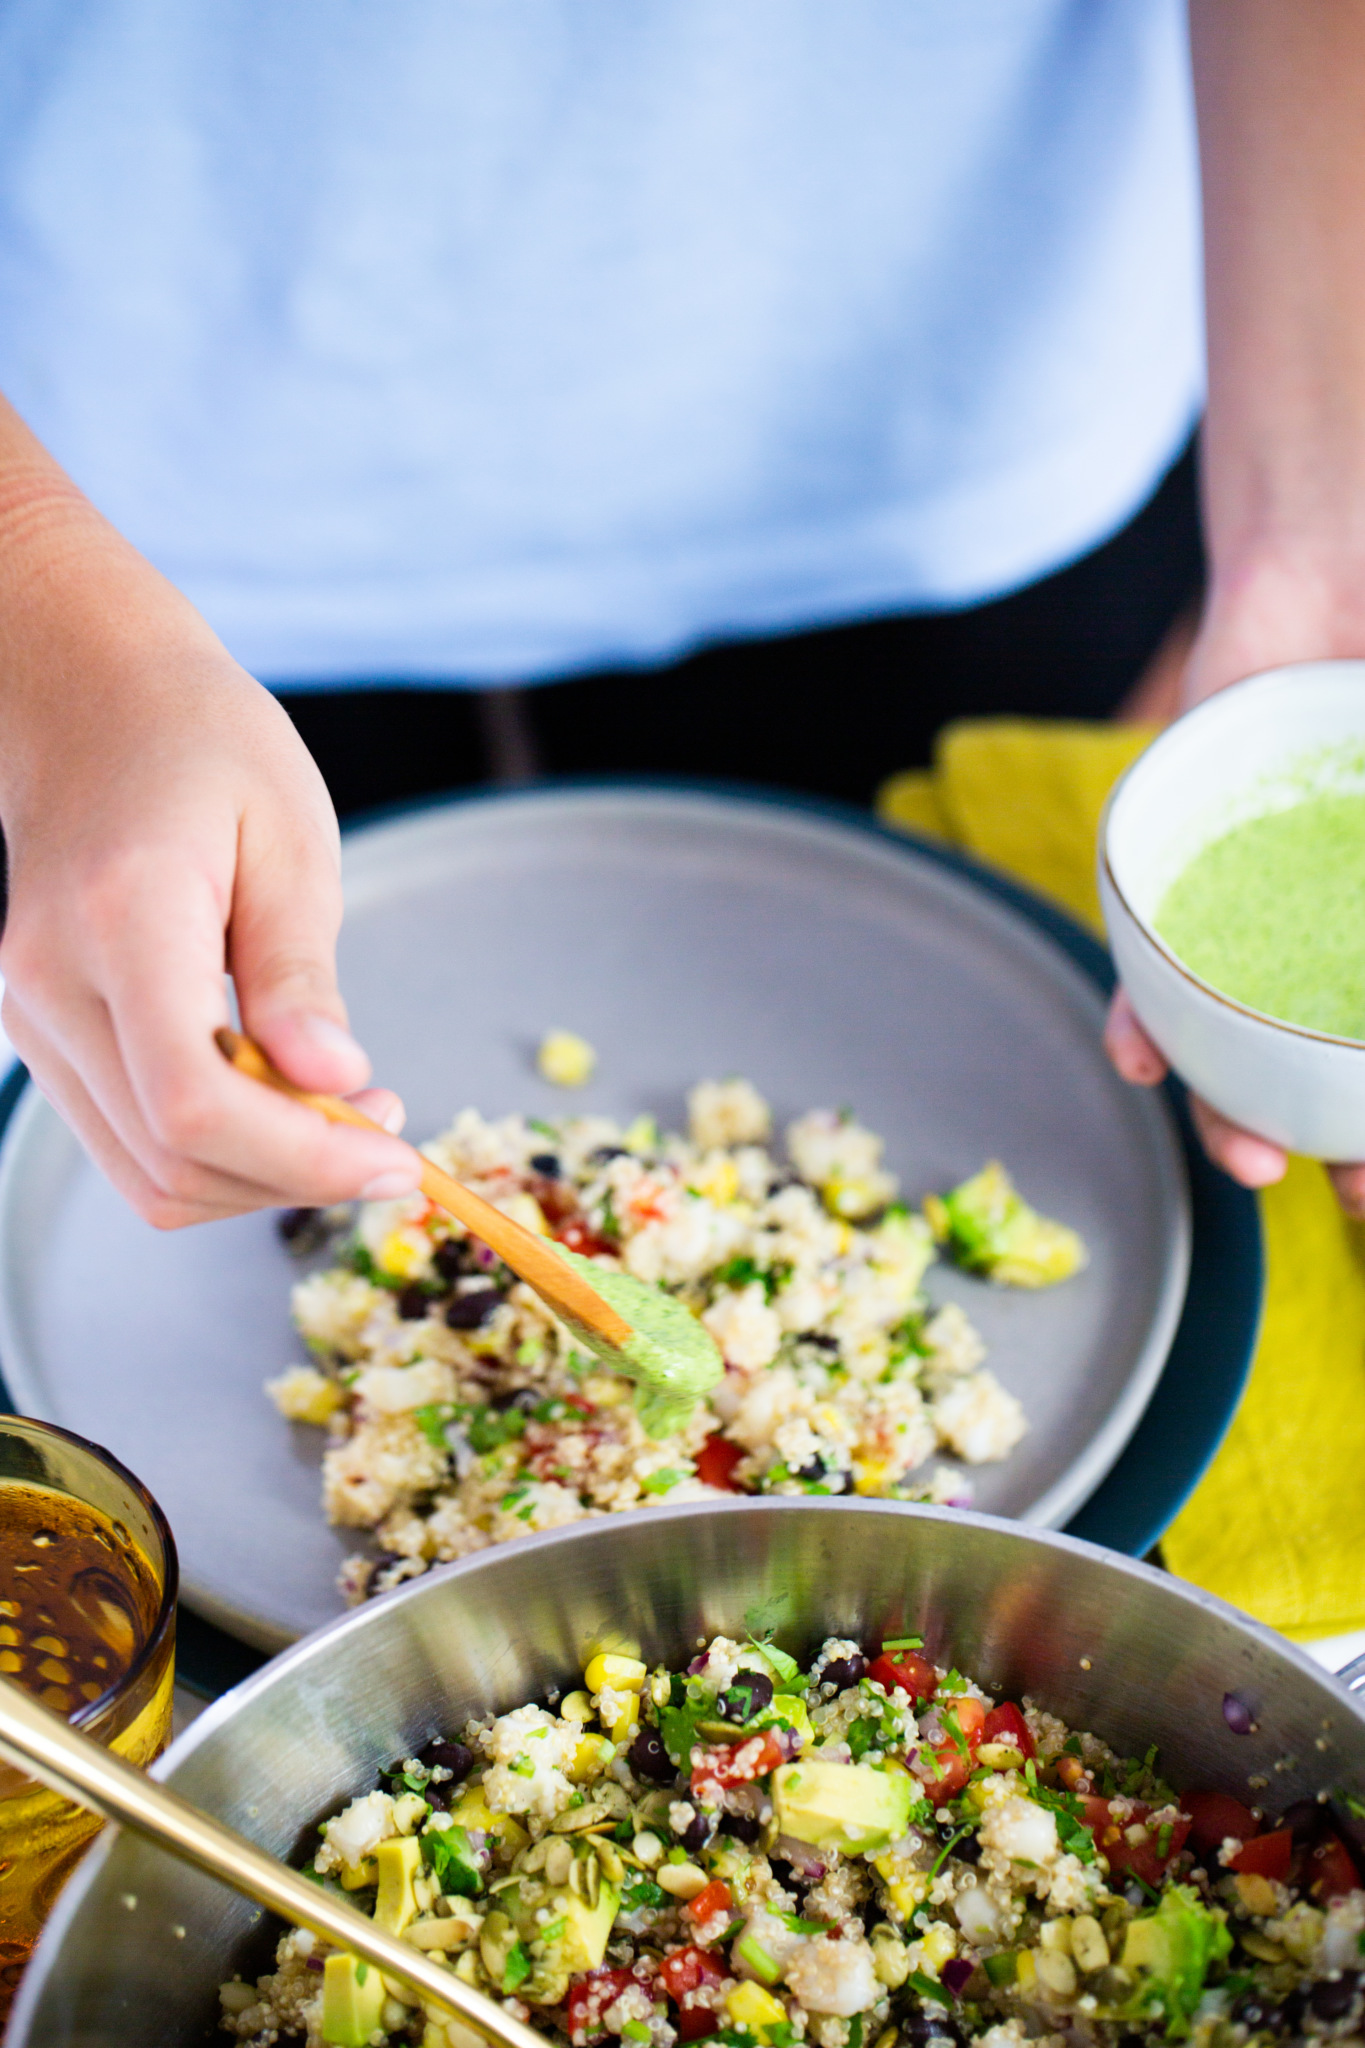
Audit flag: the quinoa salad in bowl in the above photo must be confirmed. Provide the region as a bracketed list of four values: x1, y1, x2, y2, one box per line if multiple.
[268, 1080, 1086, 1604]
[219, 1626, 1365, 2048]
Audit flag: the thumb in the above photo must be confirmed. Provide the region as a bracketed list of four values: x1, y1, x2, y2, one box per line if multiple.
[228, 810, 373, 1099]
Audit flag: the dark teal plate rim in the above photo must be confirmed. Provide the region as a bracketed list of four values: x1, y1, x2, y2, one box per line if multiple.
[0, 775, 1264, 1696]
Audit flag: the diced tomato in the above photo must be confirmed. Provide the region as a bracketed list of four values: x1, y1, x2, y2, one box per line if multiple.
[1183, 1791, 1260, 1857]
[695, 1434, 747, 1492]
[868, 1650, 938, 1702]
[1229, 1827, 1292, 1882]
[1080, 1795, 1191, 1886]
[555, 1218, 618, 1259]
[692, 1729, 784, 1799]
[1307, 1833, 1359, 1901]
[922, 1697, 988, 1807]
[684, 1880, 733, 1932]
[565, 1967, 642, 2043]
[660, 1945, 729, 2038]
[659, 1947, 729, 2003]
[981, 1702, 1036, 1759]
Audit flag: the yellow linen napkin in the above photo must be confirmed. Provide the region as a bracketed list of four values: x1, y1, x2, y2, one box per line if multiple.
[878, 719, 1365, 1640]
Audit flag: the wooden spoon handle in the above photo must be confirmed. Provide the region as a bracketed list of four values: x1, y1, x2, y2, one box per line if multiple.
[216, 1029, 633, 1348]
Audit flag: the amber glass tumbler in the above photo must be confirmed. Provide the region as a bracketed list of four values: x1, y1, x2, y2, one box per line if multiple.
[0, 1416, 176, 2018]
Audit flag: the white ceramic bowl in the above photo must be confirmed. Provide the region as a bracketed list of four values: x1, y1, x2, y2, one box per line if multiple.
[1100, 660, 1365, 1160]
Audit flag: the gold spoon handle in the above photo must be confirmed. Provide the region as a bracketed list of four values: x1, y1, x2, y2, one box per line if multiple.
[216, 1028, 633, 1350]
[0, 1673, 542, 2048]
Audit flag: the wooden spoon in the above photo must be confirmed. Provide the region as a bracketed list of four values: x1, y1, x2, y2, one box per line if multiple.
[0, 1671, 543, 2048]
[215, 1027, 633, 1352]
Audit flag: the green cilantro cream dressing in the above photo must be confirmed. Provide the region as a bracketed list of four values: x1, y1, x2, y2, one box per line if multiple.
[547, 1241, 723, 1437]
[1154, 791, 1365, 1039]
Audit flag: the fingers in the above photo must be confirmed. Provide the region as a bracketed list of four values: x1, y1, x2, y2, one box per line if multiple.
[91, 842, 418, 1203]
[1189, 1095, 1288, 1189]
[1103, 989, 1169, 1084]
[1328, 1163, 1365, 1219]
[1105, 989, 1294, 1195]
[229, 781, 370, 1095]
[3, 1002, 265, 1228]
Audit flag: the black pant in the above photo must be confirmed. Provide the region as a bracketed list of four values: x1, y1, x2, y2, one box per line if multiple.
[282, 437, 1202, 817]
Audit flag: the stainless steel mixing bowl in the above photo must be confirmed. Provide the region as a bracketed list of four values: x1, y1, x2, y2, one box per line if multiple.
[12, 1499, 1365, 2045]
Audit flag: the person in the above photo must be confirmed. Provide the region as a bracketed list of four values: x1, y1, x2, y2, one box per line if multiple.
[0, 1, 1360, 1229]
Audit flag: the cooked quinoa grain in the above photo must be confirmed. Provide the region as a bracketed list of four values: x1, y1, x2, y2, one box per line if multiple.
[271, 1084, 1079, 1603]
[221, 1633, 1365, 2048]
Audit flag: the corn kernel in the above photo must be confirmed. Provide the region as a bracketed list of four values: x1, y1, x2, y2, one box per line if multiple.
[690, 1157, 740, 1206]
[602, 1694, 639, 1746]
[1235, 1872, 1280, 1918]
[266, 1366, 345, 1427]
[537, 1031, 596, 1087]
[909, 1922, 957, 1977]
[584, 1653, 647, 1694]
[1070, 1915, 1109, 1973]
[1039, 1919, 1072, 1955]
[582, 1375, 630, 1408]
[568, 1734, 615, 1783]
[872, 1852, 929, 1918]
[726, 1981, 789, 2039]
[560, 1690, 595, 1724]
[340, 1856, 377, 1890]
[378, 1231, 428, 1280]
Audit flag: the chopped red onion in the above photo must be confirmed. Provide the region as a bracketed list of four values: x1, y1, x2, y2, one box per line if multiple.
[773, 1832, 827, 1879]
[1223, 1692, 1254, 1735]
[942, 1959, 975, 1996]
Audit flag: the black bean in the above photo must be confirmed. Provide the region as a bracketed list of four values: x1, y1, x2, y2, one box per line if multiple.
[1273, 1991, 1307, 2036]
[719, 1673, 774, 1723]
[818, 1653, 867, 1690]
[723, 1812, 763, 1845]
[828, 1470, 857, 1495]
[678, 1811, 711, 1854]
[627, 1727, 676, 1785]
[278, 1206, 321, 1244]
[446, 1288, 503, 1330]
[417, 1739, 474, 1786]
[795, 1456, 827, 1482]
[529, 1153, 561, 1178]
[398, 1284, 432, 1320]
[806, 1334, 840, 1353]
[433, 1239, 467, 1282]
[904, 2010, 964, 2048]
[1310, 1973, 1361, 2023]
[491, 1387, 540, 1414]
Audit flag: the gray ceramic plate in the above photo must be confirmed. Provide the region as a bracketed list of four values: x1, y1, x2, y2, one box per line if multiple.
[0, 786, 1189, 1651]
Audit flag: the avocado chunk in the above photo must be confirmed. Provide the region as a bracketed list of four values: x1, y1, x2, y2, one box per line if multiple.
[503, 1869, 622, 1976]
[551, 1878, 621, 1972]
[772, 1759, 914, 1854]
[374, 1833, 422, 1934]
[1118, 1883, 1232, 2038]
[925, 1161, 1085, 1288]
[321, 1952, 386, 2047]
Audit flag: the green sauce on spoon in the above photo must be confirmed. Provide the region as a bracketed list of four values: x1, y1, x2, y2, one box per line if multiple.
[546, 1242, 723, 1437]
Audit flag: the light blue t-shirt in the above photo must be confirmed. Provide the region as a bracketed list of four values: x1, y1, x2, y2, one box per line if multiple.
[0, 2, 1202, 687]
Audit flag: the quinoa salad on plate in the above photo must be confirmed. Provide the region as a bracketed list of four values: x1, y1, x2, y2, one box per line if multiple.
[268, 1080, 1086, 1603]
[219, 1628, 1365, 2048]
